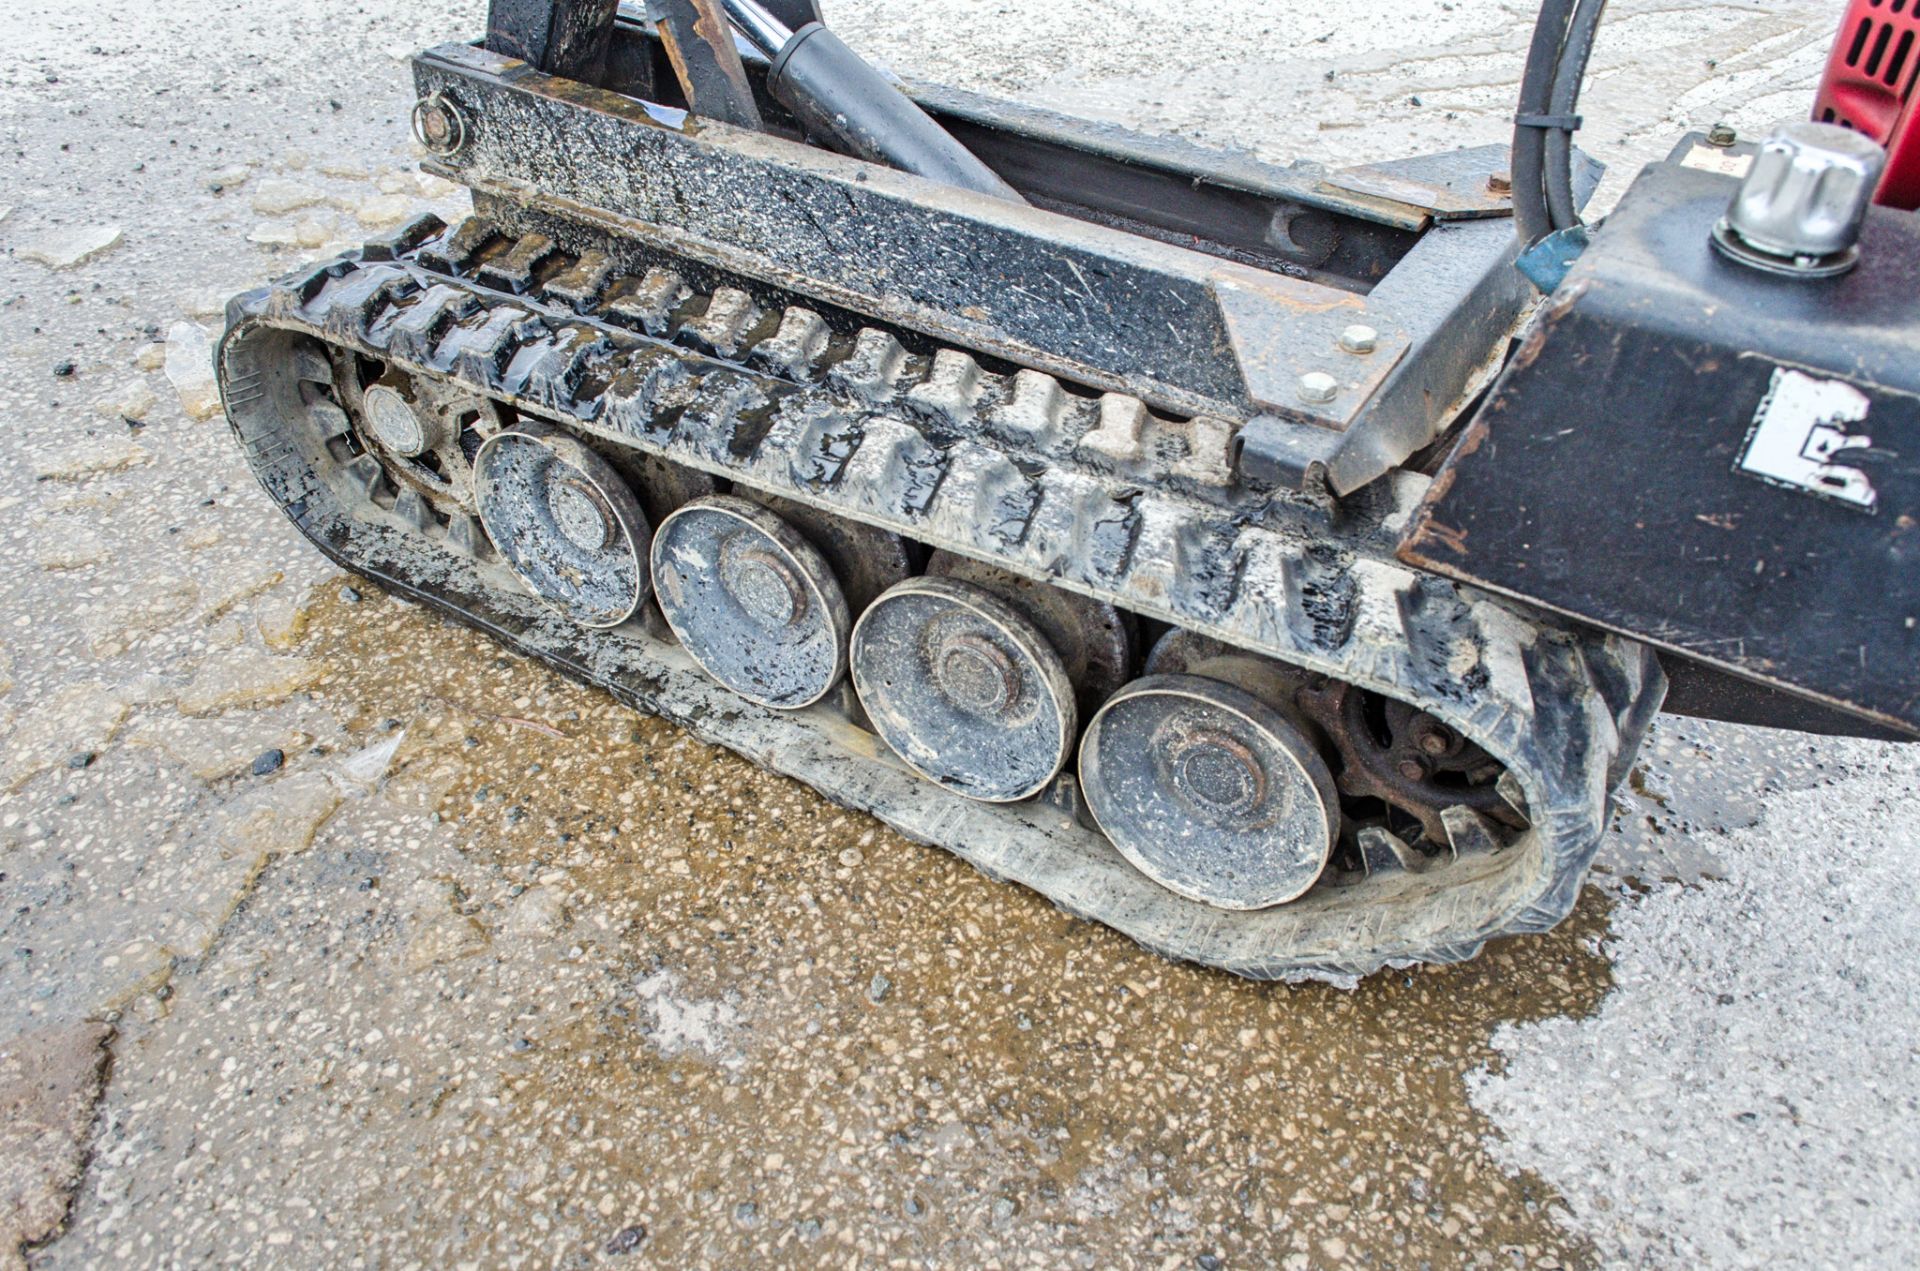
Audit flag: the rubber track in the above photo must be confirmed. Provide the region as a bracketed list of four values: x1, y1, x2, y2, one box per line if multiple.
[218, 214, 1665, 983]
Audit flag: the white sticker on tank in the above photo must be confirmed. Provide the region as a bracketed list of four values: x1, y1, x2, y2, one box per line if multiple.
[1736, 367, 1877, 511]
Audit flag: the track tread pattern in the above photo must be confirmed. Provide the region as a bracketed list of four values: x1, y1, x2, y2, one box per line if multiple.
[217, 217, 1666, 981]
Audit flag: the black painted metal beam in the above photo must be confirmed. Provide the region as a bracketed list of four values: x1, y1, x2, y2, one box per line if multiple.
[486, 0, 622, 82]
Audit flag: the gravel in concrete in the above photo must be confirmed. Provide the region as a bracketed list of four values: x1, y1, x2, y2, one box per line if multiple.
[0, 0, 1912, 1267]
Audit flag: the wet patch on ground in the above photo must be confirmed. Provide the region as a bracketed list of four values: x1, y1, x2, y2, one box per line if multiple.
[42, 583, 1618, 1268]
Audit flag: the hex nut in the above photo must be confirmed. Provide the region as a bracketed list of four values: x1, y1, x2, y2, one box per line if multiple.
[1337, 325, 1378, 355]
[1298, 371, 1339, 404]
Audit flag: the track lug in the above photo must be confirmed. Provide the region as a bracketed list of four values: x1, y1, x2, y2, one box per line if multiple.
[307, 399, 352, 438]
[363, 213, 446, 263]
[475, 233, 558, 294]
[419, 216, 497, 273]
[543, 250, 616, 312]
[1357, 826, 1432, 876]
[750, 307, 830, 379]
[907, 348, 986, 425]
[1173, 416, 1239, 487]
[605, 269, 687, 335]
[1441, 805, 1503, 858]
[828, 329, 907, 402]
[1496, 770, 1532, 824]
[1078, 393, 1149, 464]
[994, 369, 1067, 445]
[291, 345, 334, 385]
[681, 287, 760, 358]
[388, 284, 479, 364]
[444, 512, 488, 558]
[341, 453, 388, 501]
[392, 488, 433, 530]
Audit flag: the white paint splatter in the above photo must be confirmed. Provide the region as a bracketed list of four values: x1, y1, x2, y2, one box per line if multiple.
[634, 971, 745, 1070]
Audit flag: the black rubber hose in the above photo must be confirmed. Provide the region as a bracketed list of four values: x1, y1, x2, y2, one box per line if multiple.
[1544, 0, 1608, 230]
[1512, 0, 1579, 245]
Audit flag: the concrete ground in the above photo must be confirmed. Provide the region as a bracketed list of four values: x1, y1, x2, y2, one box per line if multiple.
[1, 0, 1916, 1266]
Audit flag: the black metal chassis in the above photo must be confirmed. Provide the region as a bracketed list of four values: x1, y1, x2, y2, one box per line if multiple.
[421, 8, 1534, 497]
[1405, 150, 1920, 741]
[210, 5, 1696, 981]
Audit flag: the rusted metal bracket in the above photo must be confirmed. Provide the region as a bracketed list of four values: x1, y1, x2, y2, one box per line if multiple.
[646, 0, 765, 129]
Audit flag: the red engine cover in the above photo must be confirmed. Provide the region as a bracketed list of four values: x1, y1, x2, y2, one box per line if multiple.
[1816, 0, 1920, 208]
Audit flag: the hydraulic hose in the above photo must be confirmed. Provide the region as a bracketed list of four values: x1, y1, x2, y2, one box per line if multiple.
[1512, 0, 1593, 244]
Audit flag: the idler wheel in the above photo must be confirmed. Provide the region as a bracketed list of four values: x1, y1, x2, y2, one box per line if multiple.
[362, 384, 439, 457]
[651, 495, 852, 709]
[1080, 674, 1341, 910]
[474, 423, 651, 629]
[851, 577, 1075, 803]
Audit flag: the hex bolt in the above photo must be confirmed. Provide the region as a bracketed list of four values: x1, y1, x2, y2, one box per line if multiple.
[1486, 171, 1512, 195]
[1396, 759, 1427, 783]
[1706, 121, 1737, 147]
[1298, 371, 1339, 404]
[1338, 324, 1378, 355]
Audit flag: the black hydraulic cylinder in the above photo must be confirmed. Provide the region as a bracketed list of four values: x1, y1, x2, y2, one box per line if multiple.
[767, 23, 1026, 203]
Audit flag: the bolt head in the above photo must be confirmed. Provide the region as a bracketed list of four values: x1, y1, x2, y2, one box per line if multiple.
[1396, 759, 1427, 782]
[1706, 122, 1737, 147]
[1486, 171, 1512, 196]
[1337, 324, 1378, 355]
[1297, 371, 1339, 405]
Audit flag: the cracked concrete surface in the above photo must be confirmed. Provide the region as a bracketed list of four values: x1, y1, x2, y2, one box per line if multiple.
[1, 0, 1915, 1266]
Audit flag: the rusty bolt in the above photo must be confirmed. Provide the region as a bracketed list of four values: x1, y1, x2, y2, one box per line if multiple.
[1337, 324, 1378, 355]
[1298, 371, 1339, 405]
[1707, 121, 1737, 147]
[1486, 171, 1512, 196]
[1417, 731, 1451, 757]
[1396, 758, 1427, 782]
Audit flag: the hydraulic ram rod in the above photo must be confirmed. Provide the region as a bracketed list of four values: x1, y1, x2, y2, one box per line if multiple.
[719, 0, 1026, 203]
